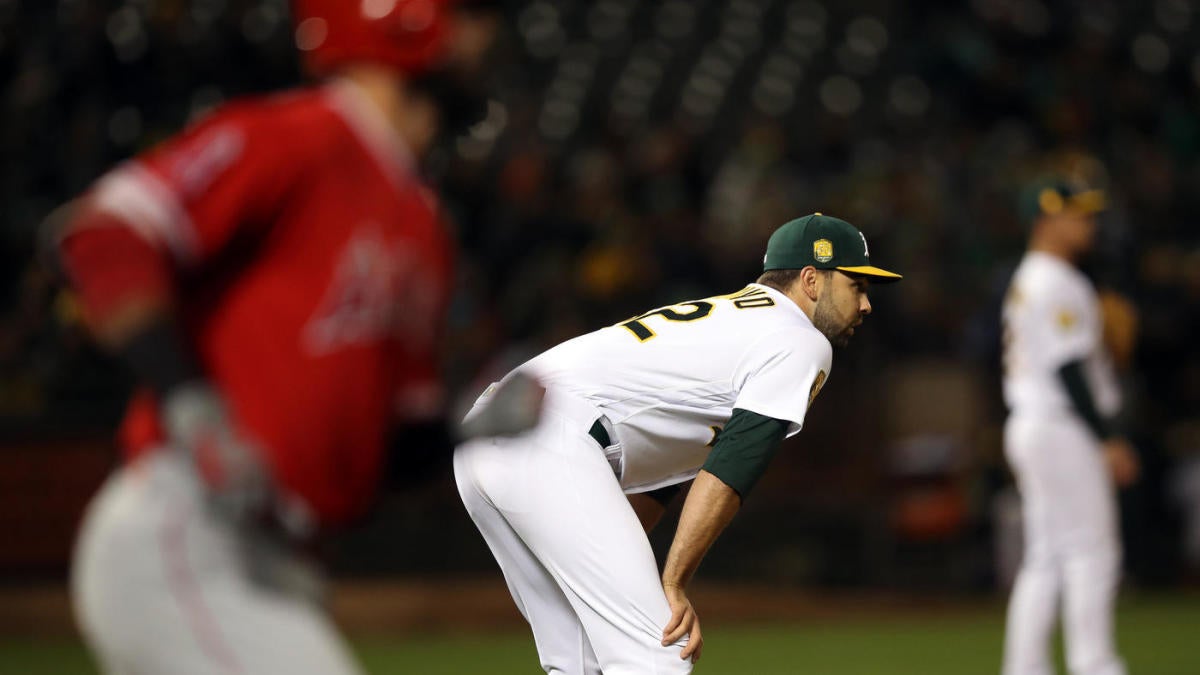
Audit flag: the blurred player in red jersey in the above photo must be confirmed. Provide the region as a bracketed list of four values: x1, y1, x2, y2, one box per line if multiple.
[57, 2, 529, 673]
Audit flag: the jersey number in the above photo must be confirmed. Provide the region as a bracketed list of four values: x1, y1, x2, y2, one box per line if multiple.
[619, 287, 775, 342]
[620, 302, 713, 341]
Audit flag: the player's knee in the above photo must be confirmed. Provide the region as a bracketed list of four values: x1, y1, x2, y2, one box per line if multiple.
[597, 642, 692, 675]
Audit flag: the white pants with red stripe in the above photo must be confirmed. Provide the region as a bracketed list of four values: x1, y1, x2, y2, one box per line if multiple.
[71, 451, 361, 675]
[454, 389, 691, 675]
[1002, 415, 1126, 675]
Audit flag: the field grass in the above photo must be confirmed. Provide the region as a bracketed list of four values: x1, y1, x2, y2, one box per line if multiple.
[2, 594, 1195, 674]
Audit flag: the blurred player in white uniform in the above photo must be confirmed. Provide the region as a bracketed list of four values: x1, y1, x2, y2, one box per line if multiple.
[1001, 178, 1140, 675]
[455, 214, 901, 674]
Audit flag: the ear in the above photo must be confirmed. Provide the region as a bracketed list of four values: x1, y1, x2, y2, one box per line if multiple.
[798, 266, 821, 301]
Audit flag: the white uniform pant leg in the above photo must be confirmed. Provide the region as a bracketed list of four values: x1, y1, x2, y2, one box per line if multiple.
[455, 446, 602, 675]
[1062, 552, 1124, 675]
[1002, 415, 1062, 675]
[71, 452, 362, 675]
[1056, 425, 1125, 675]
[1001, 416, 1126, 675]
[1002, 521, 1060, 675]
[455, 407, 691, 675]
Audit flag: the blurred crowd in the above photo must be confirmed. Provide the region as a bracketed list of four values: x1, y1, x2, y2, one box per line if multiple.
[2, 0, 1198, 585]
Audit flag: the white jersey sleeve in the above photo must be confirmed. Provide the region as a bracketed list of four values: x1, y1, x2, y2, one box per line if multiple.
[733, 328, 833, 436]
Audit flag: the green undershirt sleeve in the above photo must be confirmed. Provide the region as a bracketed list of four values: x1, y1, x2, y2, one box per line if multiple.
[701, 408, 791, 500]
[1057, 359, 1113, 441]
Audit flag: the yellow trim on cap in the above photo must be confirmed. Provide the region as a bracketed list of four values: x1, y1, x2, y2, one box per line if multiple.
[1067, 189, 1106, 214]
[1039, 189, 1065, 215]
[836, 265, 903, 281]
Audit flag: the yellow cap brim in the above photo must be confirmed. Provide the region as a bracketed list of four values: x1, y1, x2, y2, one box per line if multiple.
[836, 266, 903, 283]
[1066, 189, 1106, 215]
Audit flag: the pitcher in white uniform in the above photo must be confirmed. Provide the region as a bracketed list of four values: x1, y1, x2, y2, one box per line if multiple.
[455, 214, 901, 674]
[1000, 178, 1140, 675]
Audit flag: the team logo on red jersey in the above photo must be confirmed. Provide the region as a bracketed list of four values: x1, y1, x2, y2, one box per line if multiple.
[303, 223, 442, 355]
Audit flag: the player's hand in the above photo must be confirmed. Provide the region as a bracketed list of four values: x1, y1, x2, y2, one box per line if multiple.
[241, 526, 325, 604]
[1102, 437, 1140, 488]
[457, 373, 546, 440]
[661, 582, 703, 663]
[162, 383, 272, 527]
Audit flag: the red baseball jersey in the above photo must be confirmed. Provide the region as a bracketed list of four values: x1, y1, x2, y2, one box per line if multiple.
[65, 82, 453, 525]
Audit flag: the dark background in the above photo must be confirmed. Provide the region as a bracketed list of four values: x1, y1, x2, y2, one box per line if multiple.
[1, 0, 1198, 593]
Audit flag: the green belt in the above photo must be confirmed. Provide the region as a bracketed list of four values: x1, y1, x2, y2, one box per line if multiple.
[588, 419, 612, 448]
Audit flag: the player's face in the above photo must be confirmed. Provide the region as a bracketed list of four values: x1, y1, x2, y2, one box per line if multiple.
[1047, 211, 1098, 258]
[812, 272, 872, 348]
[1067, 212, 1099, 255]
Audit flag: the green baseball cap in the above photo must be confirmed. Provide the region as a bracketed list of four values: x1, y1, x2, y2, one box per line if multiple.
[1018, 177, 1107, 224]
[762, 213, 902, 283]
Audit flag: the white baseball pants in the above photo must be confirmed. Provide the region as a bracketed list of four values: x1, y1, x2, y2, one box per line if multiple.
[71, 451, 362, 675]
[454, 389, 691, 675]
[1002, 415, 1126, 675]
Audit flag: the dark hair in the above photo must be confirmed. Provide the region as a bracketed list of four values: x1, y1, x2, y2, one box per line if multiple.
[755, 268, 804, 292]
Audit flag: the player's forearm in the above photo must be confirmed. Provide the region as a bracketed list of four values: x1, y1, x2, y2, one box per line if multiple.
[661, 470, 740, 589]
[58, 214, 176, 347]
[1057, 359, 1114, 440]
[58, 213, 205, 393]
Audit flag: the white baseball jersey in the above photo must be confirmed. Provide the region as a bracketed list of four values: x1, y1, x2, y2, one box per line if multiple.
[1002, 251, 1121, 420]
[519, 283, 832, 493]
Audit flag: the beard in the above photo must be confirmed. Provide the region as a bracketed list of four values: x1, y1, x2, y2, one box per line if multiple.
[811, 296, 854, 348]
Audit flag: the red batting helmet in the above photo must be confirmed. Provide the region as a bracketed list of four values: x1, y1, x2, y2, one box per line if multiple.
[292, 0, 451, 77]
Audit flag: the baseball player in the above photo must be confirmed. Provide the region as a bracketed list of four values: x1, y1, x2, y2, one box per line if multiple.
[455, 214, 902, 673]
[1000, 178, 1140, 675]
[58, 2, 514, 673]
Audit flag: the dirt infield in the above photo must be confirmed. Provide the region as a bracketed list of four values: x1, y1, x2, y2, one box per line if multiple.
[0, 579, 1000, 638]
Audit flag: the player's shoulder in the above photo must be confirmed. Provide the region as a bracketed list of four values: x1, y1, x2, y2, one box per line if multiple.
[746, 314, 832, 364]
[185, 86, 347, 154]
[125, 87, 337, 193]
[732, 321, 831, 390]
[1016, 252, 1092, 297]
